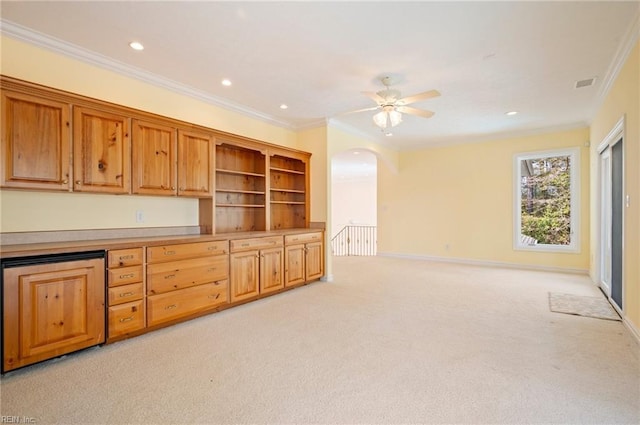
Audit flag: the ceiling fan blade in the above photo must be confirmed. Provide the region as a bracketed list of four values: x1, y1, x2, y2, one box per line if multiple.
[396, 106, 435, 119]
[341, 106, 380, 115]
[397, 89, 441, 105]
[362, 91, 385, 104]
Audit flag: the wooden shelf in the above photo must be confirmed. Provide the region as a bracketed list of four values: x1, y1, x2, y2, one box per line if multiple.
[216, 168, 265, 178]
[270, 166, 305, 175]
[271, 201, 306, 205]
[270, 188, 305, 194]
[216, 204, 265, 208]
[217, 189, 265, 195]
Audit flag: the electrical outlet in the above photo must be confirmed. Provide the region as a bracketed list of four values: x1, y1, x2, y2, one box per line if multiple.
[135, 210, 144, 223]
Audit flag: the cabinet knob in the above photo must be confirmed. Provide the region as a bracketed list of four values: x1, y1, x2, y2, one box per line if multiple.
[171, 186, 176, 190]
[62, 179, 68, 184]
[75, 181, 81, 185]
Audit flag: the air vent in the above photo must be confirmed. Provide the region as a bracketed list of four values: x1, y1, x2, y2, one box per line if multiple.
[575, 77, 596, 89]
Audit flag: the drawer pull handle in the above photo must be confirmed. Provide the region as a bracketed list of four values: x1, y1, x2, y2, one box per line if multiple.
[164, 250, 176, 256]
[164, 274, 176, 280]
[119, 254, 134, 260]
[241, 243, 250, 247]
[208, 293, 220, 299]
[207, 246, 217, 251]
[119, 273, 135, 279]
[207, 268, 216, 272]
[119, 292, 134, 297]
[165, 304, 177, 310]
[119, 316, 134, 323]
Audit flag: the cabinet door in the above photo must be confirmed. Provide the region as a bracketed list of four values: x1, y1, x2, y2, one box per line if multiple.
[260, 247, 284, 294]
[284, 244, 306, 287]
[1, 90, 71, 190]
[230, 250, 260, 302]
[73, 106, 131, 193]
[177, 129, 214, 197]
[305, 241, 324, 281]
[132, 119, 176, 196]
[3, 258, 105, 372]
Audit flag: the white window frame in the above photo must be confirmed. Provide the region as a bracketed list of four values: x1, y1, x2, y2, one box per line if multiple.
[513, 147, 580, 253]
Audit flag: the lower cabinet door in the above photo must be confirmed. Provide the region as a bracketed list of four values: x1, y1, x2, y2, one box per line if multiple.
[3, 258, 105, 372]
[147, 280, 228, 327]
[284, 244, 306, 287]
[230, 251, 260, 302]
[305, 241, 324, 281]
[260, 247, 284, 294]
[108, 300, 145, 338]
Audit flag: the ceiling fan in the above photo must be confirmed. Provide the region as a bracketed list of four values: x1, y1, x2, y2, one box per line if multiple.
[348, 76, 440, 130]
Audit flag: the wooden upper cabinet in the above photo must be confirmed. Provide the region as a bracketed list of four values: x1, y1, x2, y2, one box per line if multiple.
[73, 106, 131, 194]
[177, 129, 214, 197]
[132, 119, 177, 196]
[1, 90, 71, 190]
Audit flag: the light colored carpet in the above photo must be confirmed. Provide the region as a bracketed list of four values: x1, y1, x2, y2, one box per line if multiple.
[1, 256, 638, 424]
[549, 292, 621, 321]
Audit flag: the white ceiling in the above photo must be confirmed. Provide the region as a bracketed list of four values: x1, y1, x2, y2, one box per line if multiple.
[1, 1, 638, 150]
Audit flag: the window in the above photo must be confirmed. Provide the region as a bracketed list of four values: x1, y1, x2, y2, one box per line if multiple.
[514, 148, 580, 252]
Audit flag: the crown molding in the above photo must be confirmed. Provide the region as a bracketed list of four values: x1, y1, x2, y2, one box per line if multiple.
[0, 19, 295, 130]
[591, 9, 640, 119]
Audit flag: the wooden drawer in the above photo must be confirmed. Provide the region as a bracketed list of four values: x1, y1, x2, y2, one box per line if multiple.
[147, 280, 228, 327]
[108, 282, 144, 306]
[230, 236, 283, 252]
[147, 256, 228, 295]
[108, 300, 145, 338]
[284, 232, 323, 245]
[108, 248, 144, 268]
[147, 240, 228, 263]
[108, 265, 143, 287]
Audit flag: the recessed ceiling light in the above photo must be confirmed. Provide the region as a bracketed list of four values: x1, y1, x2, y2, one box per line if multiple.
[221, 79, 232, 87]
[505, 111, 518, 116]
[353, 151, 360, 155]
[280, 104, 288, 110]
[129, 41, 144, 51]
[385, 132, 393, 136]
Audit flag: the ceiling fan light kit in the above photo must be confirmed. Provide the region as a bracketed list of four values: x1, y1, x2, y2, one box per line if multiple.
[373, 106, 402, 129]
[351, 76, 440, 131]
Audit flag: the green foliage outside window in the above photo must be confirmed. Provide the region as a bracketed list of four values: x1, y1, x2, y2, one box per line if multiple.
[520, 156, 571, 245]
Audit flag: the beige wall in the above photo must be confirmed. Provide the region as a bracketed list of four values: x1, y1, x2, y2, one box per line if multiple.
[0, 36, 299, 233]
[589, 41, 640, 331]
[297, 126, 328, 225]
[378, 127, 591, 272]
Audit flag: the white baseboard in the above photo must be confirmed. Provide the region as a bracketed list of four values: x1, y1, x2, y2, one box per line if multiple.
[376, 251, 589, 275]
[320, 274, 334, 282]
[623, 317, 640, 347]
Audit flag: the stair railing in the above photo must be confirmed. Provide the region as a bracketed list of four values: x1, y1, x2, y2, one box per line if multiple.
[331, 225, 377, 256]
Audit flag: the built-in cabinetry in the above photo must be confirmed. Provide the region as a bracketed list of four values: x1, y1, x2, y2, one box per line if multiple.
[270, 153, 309, 230]
[215, 142, 267, 233]
[1, 77, 311, 238]
[0, 89, 71, 190]
[131, 121, 214, 197]
[1, 252, 106, 373]
[107, 248, 146, 341]
[146, 240, 229, 327]
[229, 236, 284, 302]
[284, 232, 324, 287]
[1, 76, 325, 372]
[73, 106, 131, 194]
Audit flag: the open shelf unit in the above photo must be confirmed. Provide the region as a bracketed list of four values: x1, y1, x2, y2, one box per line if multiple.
[215, 143, 266, 233]
[269, 154, 308, 230]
